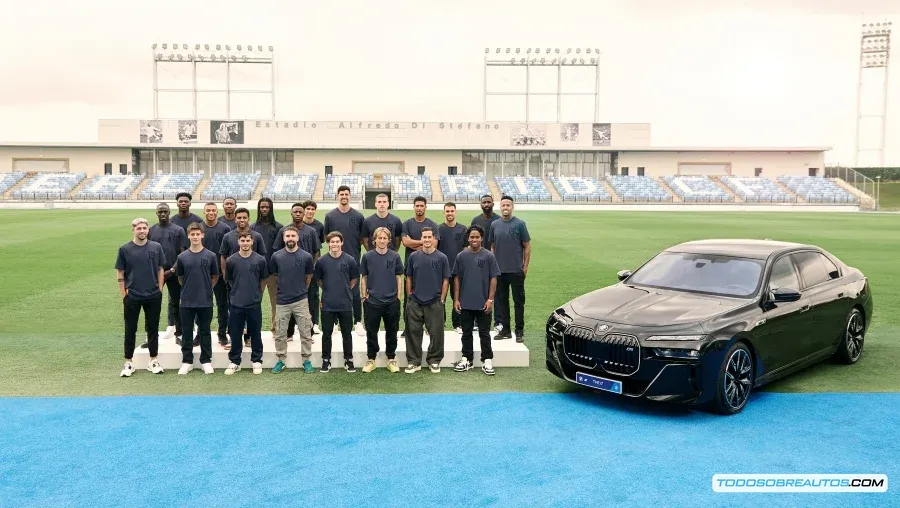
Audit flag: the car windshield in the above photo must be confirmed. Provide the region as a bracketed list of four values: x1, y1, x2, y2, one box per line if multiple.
[627, 251, 764, 298]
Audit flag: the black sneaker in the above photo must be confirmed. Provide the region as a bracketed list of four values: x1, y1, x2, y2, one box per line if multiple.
[243, 335, 251, 348]
[345, 360, 357, 373]
[218, 337, 228, 347]
[321, 359, 331, 373]
[176, 337, 183, 346]
[515, 333, 525, 343]
[193, 337, 200, 347]
[140, 341, 149, 349]
[495, 330, 513, 340]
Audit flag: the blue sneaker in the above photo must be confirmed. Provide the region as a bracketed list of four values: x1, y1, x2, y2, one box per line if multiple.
[303, 360, 314, 373]
[272, 360, 285, 374]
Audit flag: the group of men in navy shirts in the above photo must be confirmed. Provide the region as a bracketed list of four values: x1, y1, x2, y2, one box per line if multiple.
[115, 185, 531, 378]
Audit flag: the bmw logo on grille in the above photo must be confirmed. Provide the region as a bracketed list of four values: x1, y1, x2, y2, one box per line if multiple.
[597, 324, 610, 333]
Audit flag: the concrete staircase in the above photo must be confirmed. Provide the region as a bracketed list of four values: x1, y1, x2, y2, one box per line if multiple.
[314, 177, 326, 201]
[601, 179, 621, 202]
[253, 176, 268, 201]
[832, 177, 876, 210]
[710, 176, 742, 202]
[774, 180, 804, 203]
[546, 180, 562, 202]
[66, 176, 92, 200]
[129, 177, 151, 200]
[656, 177, 682, 202]
[430, 176, 443, 202]
[194, 177, 210, 200]
[487, 180, 501, 200]
[1, 173, 30, 199]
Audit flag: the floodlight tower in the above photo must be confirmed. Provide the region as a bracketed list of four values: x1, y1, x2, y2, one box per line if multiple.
[151, 43, 276, 120]
[482, 47, 601, 123]
[853, 21, 891, 167]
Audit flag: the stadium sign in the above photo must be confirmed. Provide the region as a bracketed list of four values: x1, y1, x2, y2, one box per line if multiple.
[254, 121, 501, 130]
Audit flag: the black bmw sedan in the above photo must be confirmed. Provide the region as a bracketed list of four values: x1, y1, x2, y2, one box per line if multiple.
[546, 239, 873, 414]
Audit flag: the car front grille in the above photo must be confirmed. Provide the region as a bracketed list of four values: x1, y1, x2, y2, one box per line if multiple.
[562, 327, 641, 376]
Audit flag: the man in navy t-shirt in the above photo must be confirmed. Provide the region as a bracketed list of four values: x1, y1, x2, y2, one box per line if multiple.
[250, 197, 283, 334]
[223, 232, 270, 375]
[400, 196, 440, 337]
[324, 186, 366, 334]
[314, 231, 360, 373]
[148, 202, 187, 346]
[452, 224, 500, 376]
[437, 202, 467, 332]
[488, 195, 531, 343]
[171, 192, 203, 232]
[359, 226, 404, 373]
[269, 226, 315, 375]
[176, 223, 220, 375]
[115, 217, 166, 377]
[470, 193, 501, 330]
[275, 202, 323, 339]
[404, 227, 450, 374]
[201, 202, 233, 346]
[220, 207, 266, 347]
[361, 193, 403, 252]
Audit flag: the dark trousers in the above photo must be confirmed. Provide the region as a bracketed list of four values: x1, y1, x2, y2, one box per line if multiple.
[180, 306, 213, 364]
[351, 283, 362, 324]
[123, 293, 162, 359]
[321, 310, 353, 360]
[497, 272, 526, 335]
[163, 271, 182, 336]
[364, 300, 401, 360]
[227, 305, 262, 364]
[213, 279, 229, 341]
[288, 277, 320, 337]
[461, 308, 493, 362]
[447, 284, 461, 329]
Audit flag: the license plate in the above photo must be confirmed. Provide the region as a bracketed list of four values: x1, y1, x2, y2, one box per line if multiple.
[575, 372, 623, 395]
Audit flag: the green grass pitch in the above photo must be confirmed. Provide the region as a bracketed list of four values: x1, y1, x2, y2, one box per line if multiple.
[0, 209, 897, 396]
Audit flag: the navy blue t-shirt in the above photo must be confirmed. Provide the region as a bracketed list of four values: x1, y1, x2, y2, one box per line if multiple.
[315, 252, 360, 312]
[324, 208, 365, 262]
[274, 223, 321, 258]
[219, 229, 267, 259]
[453, 248, 501, 311]
[148, 223, 187, 267]
[269, 248, 315, 305]
[437, 223, 468, 268]
[176, 248, 219, 308]
[471, 212, 500, 251]
[225, 252, 269, 308]
[115, 240, 165, 301]
[360, 249, 404, 305]
[406, 249, 451, 306]
[201, 221, 232, 254]
[401, 217, 440, 264]
[306, 219, 325, 244]
[488, 217, 531, 274]
[362, 213, 403, 251]
[250, 220, 284, 263]
[219, 216, 236, 231]
[171, 212, 203, 233]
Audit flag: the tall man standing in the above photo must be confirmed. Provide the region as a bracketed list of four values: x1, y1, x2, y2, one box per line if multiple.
[176, 223, 219, 375]
[489, 196, 531, 343]
[400, 196, 440, 337]
[470, 193, 501, 331]
[250, 197, 283, 334]
[359, 227, 404, 373]
[315, 231, 360, 373]
[302, 200, 325, 335]
[404, 228, 450, 374]
[224, 232, 270, 375]
[362, 193, 403, 251]
[269, 226, 315, 374]
[437, 202, 467, 333]
[219, 207, 267, 348]
[172, 192, 203, 232]
[115, 218, 166, 377]
[201, 202, 233, 347]
[324, 185, 366, 335]
[219, 197, 238, 230]
[452, 225, 500, 376]
[275, 202, 322, 339]
[148, 202, 187, 346]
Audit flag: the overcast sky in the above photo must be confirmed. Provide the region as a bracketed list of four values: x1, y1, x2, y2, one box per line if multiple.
[0, 0, 897, 165]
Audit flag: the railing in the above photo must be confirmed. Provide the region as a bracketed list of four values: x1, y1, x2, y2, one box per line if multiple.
[824, 166, 877, 210]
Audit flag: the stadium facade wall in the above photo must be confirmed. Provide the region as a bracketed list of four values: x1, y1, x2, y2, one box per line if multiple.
[0, 147, 132, 174]
[618, 151, 826, 177]
[293, 149, 460, 176]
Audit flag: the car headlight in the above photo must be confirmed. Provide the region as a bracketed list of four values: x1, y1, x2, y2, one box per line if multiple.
[653, 348, 701, 359]
[645, 335, 706, 341]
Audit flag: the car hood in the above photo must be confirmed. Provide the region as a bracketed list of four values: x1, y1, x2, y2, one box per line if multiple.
[568, 284, 745, 326]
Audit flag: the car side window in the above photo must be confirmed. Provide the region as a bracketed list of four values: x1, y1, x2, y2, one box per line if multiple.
[792, 251, 831, 288]
[769, 256, 800, 292]
[819, 254, 840, 280]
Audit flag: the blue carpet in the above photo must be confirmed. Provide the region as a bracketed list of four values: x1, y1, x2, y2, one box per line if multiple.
[0, 392, 897, 507]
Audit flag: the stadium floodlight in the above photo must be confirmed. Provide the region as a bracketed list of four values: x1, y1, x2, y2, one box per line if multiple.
[162, 43, 167, 49]
[237, 45, 242, 51]
[268, 45, 274, 51]
[151, 43, 157, 49]
[854, 18, 892, 167]
[484, 48, 489, 53]
[195, 44, 200, 50]
[216, 44, 221, 50]
[204, 44, 210, 50]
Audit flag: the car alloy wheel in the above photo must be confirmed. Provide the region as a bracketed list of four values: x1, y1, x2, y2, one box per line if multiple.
[846, 311, 864, 361]
[723, 347, 752, 411]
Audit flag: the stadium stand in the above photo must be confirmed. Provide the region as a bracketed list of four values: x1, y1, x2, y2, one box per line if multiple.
[720, 176, 797, 203]
[439, 175, 491, 203]
[200, 173, 260, 200]
[662, 175, 735, 202]
[11, 172, 87, 200]
[549, 176, 612, 202]
[75, 174, 145, 200]
[494, 176, 552, 202]
[0, 172, 27, 194]
[261, 174, 317, 201]
[777, 176, 859, 204]
[138, 173, 202, 200]
[323, 174, 373, 199]
[606, 175, 673, 202]
[382, 174, 432, 201]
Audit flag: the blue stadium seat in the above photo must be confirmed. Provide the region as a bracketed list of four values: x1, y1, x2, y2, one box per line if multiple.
[439, 175, 491, 203]
[139, 174, 203, 201]
[201, 173, 261, 200]
[606, 175, 673, 202]
[261, 174, 318, 201]
[11, 172, 87, 200]
[382, 174, 432, 201]
[662, 176, 734, 203]
[0, 172, 27, 194]
[776, 176, 858, 204]
[720, 176, 796, 203]
[494, 176, 552, 202]
[323, 174, 373, 200]
[76, 175, 145, 200]
[549, 176, 612, 202]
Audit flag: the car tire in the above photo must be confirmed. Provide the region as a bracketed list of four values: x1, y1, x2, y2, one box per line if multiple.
[709, 342, 754, 415]
[834, 308, 865, 365]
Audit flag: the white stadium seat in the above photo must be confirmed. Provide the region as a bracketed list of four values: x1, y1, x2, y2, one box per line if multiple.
[75, 174, 145, 200]
[323, 174, 373, 199]
[11, 172, 87, 200]
[494, 176, 552, 202]
[382, 174, 432, 201]
[201, 173, 261, 200]
[0, 172, 27, 194]
[606, 175, 673, 202]
[262, 174, 317, 201]
[662, 175, 734, 203]
[720, 176, 796, 203]
[439, 175, 491, 203]
[139, 174, 203, 201]
[777, 176, 858, 204]
[549, 176, 612, 202]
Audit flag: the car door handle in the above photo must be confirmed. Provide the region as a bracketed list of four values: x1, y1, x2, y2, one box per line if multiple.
[838, 292, 844, 298]
[799, 305, 810, 313]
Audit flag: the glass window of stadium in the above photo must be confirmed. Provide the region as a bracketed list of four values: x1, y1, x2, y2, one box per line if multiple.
[254, 151, 272, 175]
[274, 151, 293, 174]
[157, 150, 171, 173]
[231, 151, 253, 174]
[462, 151, 484, 175]
[173, 150, 192, 174]
[503, 152, 526, 176]
[138, 150, 154, 175]
[197, 150, 211, 177]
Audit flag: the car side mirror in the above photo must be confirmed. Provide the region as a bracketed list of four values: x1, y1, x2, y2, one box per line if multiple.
[617, 270, 632, 282]
[771, 287, 801, 302]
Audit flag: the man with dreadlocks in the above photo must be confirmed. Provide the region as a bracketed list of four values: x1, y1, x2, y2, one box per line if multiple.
[251, 197, 283, 334]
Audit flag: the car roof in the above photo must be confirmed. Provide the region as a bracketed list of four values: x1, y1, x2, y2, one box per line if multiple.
[665, 239, 817, 260]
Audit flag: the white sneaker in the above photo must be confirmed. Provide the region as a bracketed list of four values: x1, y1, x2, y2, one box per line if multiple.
[429, 363, 440, 373]
[405, 364, 421, 374]
[495, 324, 504, 333]
[453, 358, 472, 372]
[224, 363, 240, 375]
[120, 362, 134, 377]
[147, 358, 164, 374]
[355, 322, 366, 335]
[482, 359, 495, 376]
[202, 363, 215, 375]
[178, 363, 193, 375]
[454, 327, 463, 335]
[313, 324, 321, 335]
[161, 325, 175, 340]
[252, 362, 263, 375]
